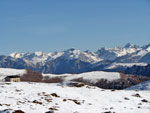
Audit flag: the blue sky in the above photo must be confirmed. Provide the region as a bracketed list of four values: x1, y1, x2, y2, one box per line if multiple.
[0, 0, 150, 55]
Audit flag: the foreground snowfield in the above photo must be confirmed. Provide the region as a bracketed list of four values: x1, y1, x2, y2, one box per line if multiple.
[0, 82, 150, 113]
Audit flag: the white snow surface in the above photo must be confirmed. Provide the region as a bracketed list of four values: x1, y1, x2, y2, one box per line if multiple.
[0, 82, 150, 113]
[0, 68, 26, 81]
[43, 71, 121, 83]
[127, 81, 150, 90]
[96, 47, 141, 61]
[10, 51, 50, 65]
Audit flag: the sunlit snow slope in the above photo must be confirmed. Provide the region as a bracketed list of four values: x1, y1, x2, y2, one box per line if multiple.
[0, 82, 150, 113]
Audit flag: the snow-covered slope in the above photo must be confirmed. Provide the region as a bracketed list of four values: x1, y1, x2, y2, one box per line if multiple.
[10, 51, 51, 65]
[96, 43, 150, 63]
[96, 47, 137, 61]
[0, 82, 150, 113]
[127, 81, 150, 90]
[57, 48, 101, 63]
[0, 68, 26, 81]
[43, 71, 121, 84]
[96, 43, 140, 61]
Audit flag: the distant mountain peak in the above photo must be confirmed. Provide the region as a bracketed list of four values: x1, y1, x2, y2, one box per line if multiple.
[124, 43, 134, 48]
[84, 50, 92, 53]
[34, 51, 44, 56]
[64, 48, 81, 54]
[10, 52, 25, 59]
[142, 43, 150, 49]
[124, 43, 140, 49]
[65, 48, 78, 51]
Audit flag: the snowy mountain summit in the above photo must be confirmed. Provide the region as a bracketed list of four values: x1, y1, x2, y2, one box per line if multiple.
[6, 43, 150, 74]
[10, 48, 101, 64]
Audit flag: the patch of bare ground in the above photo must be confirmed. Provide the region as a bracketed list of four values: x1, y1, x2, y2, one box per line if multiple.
[32, 100, 42, 105]
[49, 106, 59, 111]
[124, 97, 130, 100]
[45, 111, 54, 113]
[68, 99, 81, 105]
[5, 83, 11, 85]
[51, 93, 60, 98]
[0, 103, 10, 106]
[36, 92, 53, 103]
[132, 93, 141, 98]
[141, 99, 149, 103]
[13, 110, 25, 113]
[63, 98, 84, 105]
[42, 76, 63, 83]
[103, 111, 115, 113]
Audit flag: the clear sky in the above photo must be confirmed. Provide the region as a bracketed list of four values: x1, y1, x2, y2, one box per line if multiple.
[0, 0, 150, 55]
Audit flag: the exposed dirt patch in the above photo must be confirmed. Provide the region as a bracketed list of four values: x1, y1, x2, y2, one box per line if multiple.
[51, 93, 60, 98]
[13, 110, 25, 113]
[132, 93, 141, 98]
[124, 97, 130, 100]
[141, 99, 149, 103]
[32, 100, 42, 105]
[49, 106, 59, 111]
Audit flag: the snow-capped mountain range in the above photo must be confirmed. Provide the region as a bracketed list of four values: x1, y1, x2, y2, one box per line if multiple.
[0, 43, 150, 74]
[10, 48, 101, 65]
